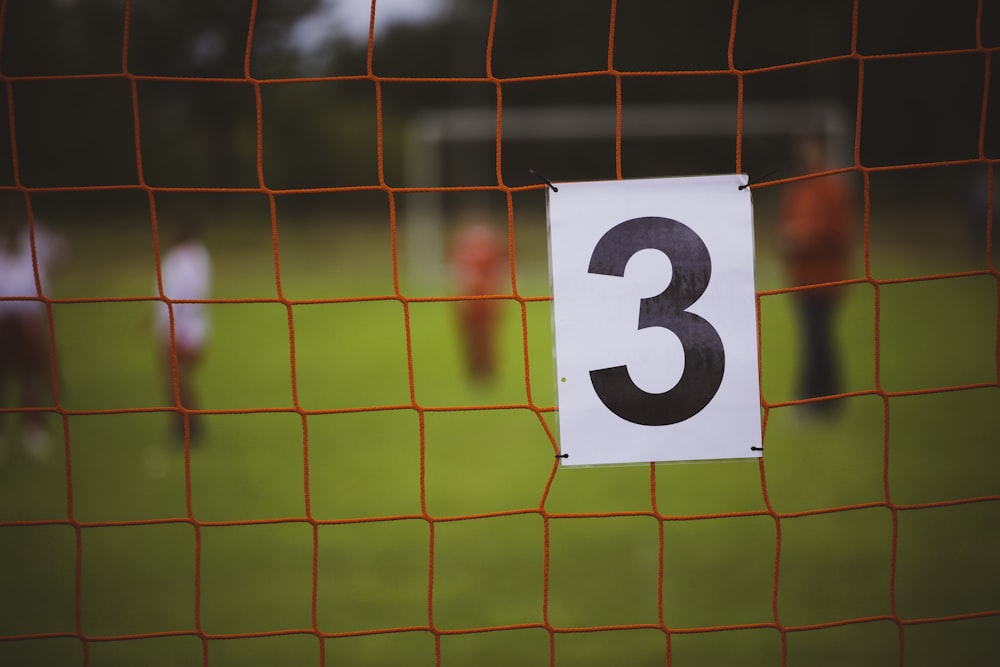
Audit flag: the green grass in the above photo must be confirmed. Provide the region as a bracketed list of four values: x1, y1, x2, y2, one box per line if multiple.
[1, 209, 998, 667]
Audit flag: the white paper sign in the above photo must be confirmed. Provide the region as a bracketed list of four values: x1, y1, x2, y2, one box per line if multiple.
[547, 174, 761, 466]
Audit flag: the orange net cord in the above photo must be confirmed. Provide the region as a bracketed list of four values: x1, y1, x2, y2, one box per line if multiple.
[0, 0, 998, 665]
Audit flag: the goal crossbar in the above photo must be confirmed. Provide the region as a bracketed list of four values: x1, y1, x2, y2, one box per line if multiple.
[403, 100, 851, 286]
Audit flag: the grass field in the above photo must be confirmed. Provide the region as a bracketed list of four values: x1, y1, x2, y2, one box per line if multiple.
[1, 193, 998, 666]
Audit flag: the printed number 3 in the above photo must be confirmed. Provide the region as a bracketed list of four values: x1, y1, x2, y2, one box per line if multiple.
[587, 216, 725, 426]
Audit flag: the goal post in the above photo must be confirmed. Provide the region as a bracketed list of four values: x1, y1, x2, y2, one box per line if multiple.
[403, 99, 852, 286]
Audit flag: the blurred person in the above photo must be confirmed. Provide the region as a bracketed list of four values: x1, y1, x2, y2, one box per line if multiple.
[966, 169, 994, 250]
[449, 214, 506, 383]
[779, 133, 858, 418]
[0, 198, 66, 461]
[153, 217, 212, 444]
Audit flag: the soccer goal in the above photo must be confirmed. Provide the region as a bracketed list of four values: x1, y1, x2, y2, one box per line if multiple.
[402, 99, 852, 286]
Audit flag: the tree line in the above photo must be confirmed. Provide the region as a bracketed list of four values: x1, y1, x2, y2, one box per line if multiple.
[0, 0, 987, 213]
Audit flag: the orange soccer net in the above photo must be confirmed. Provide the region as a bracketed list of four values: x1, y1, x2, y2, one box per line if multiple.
[1, 0, 998, 665]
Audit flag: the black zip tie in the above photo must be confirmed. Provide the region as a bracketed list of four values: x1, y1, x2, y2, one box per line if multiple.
[530, 169, 558, 192]
[556, 453, 568, 459]
[738, 168, 780, 191]
[751, 446, 763, 451]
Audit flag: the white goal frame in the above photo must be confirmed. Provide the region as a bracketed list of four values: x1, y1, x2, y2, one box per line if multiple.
[403, 100, 852, 287]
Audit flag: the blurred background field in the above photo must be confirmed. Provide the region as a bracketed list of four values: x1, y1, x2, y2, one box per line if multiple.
[1, 0, 999, 665]
[1, 192, 998, 666]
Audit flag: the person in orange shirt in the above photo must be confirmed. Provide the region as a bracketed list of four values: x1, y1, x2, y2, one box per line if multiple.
[779, 134, 857, 417]
[449, 216, 507, 383]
